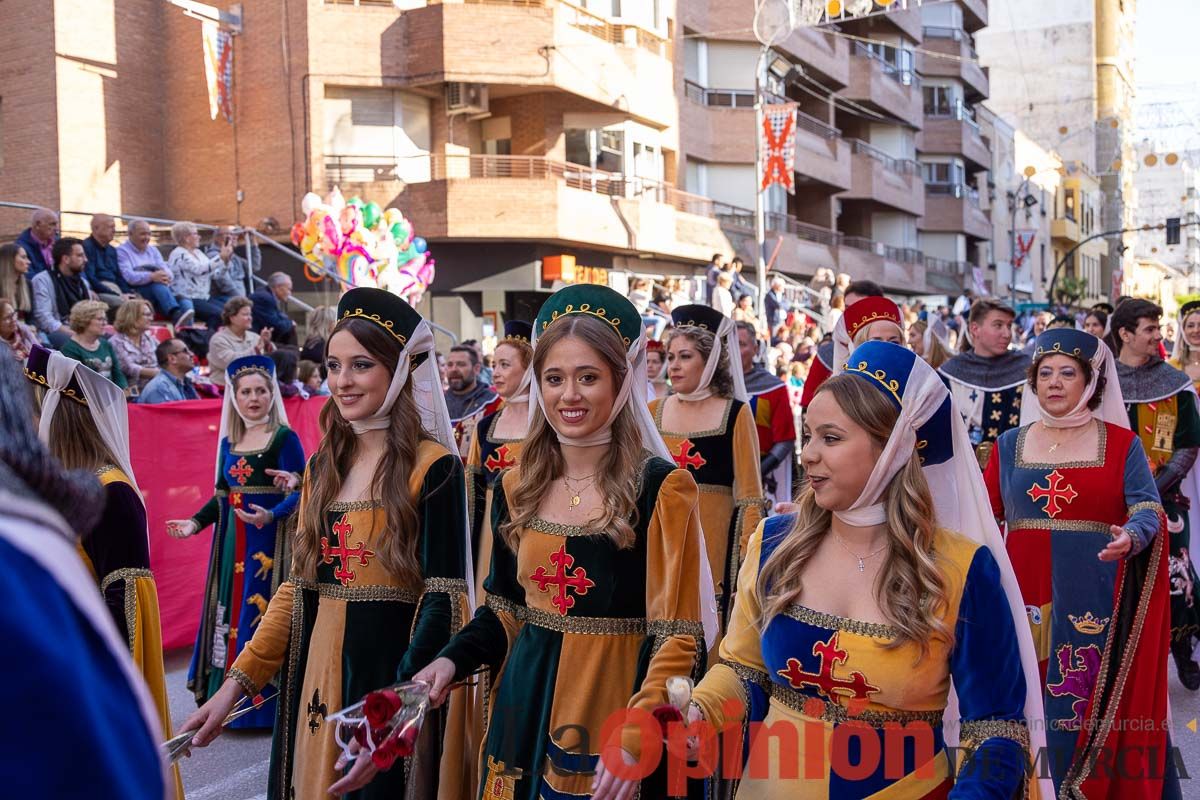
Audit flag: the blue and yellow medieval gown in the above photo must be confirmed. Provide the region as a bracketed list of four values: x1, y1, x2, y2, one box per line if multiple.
[984, 420, 1175, 798]
[187, 425, 305, 728]
[438, 456, 707, 800]
[691, 515, 1030, 799]
[466, 407, 525, 605]
[650, 397, 765, 642]
[82, 466, 184, 799]
[229, 440, 474, 800]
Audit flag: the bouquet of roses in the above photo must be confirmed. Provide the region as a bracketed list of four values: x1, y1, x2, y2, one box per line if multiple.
[328, 680, 430, 770]
[651, 676, 694, 734]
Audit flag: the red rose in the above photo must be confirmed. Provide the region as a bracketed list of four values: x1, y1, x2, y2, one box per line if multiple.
[651, 704, 683, 735]
[371, 736, 403, 770]
[363, 689, 403, 728]
[392, 722, 420, 757]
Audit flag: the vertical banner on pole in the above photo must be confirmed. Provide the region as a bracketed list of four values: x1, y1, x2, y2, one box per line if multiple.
[1012, 229, 1037, 269]
[761, 103, 798, 194]
[202, 20, 234, 123]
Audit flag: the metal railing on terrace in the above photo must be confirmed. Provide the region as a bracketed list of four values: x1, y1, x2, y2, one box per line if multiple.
[852, 42, 919, 87]
[848, 139, 921, 176]
[926, 182, 982, 207]
[795, 110, 840, 140]
[922, 25, 978, 58]
[683, 79, 755, 109]
[924, 256, 969, 274]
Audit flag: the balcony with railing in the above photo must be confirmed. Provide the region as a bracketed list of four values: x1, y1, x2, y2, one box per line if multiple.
[845, 42, 923, 128]
[923, 256, 969, 291]
[918, 101, 991, 171]
[842, 139, 925, 214]
[835, 3, 924, 41]
[959, 0, 988, 33]
[919, 27, 989, 101]
[794, 111, 852, 190]
[921, 182, 991, 239]
[780, 24, 850, 88]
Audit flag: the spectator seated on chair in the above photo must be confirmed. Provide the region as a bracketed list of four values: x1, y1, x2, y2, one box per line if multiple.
[58, 299, 127, 390]
[116, 219, 193, 327]
[137, 338, 199, 404]
[207, 296, 275, 386]
[109, 298, 160, 393]
[250, 272, 297, 346]
[83, 214, 135, 316]
[31, 237, 94, 350]
[167, 221, 235, 329]
[15, 207, 58, 277]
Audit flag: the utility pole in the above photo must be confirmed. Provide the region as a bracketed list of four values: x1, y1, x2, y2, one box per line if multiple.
[753, 46, 770, 306]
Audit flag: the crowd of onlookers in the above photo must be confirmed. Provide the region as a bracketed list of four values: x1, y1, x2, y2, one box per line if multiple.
[0, 208, 328, 404]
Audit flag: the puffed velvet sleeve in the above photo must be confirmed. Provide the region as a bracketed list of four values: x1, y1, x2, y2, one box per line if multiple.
[191, 438, 231, 530]
[1122, 435, 1165, 557]
[264, 428, 306, 522]
[948, 546, 1030, 799]
[437, 469, 524, 682]
[396, 453, 469, 681]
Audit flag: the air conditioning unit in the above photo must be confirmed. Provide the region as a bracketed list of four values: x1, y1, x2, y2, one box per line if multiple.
[446, 82, 489, 115]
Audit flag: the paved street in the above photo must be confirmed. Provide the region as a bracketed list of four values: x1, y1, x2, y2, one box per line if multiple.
[168, 647, 1200, 797]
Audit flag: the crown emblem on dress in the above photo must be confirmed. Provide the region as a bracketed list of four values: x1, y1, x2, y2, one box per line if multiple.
[1068, 611, 1110, 635]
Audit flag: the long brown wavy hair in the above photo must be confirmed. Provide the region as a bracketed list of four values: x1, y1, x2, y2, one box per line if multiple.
[501, 315, 644, 551]
[759, 374, 953, 655]
[47, 396, 119, 473]
[292, 318, 432, 589]
[664, 325, 733, 398]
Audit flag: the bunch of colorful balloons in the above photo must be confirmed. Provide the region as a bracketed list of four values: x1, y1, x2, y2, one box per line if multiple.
[290, 188, 435, 305]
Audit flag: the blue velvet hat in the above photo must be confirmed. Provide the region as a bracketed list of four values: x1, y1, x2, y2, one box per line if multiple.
[1030, 328, 1100, 364]
[503, 320, 533, 343]
[842, 341, 955, 466]
[226, 353, 276, 382]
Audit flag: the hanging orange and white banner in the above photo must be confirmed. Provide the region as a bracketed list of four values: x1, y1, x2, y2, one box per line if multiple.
[761, 103, 798, 194]
[202, 20, 234, 123]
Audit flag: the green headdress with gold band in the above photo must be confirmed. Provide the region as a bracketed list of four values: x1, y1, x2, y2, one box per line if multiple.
[534, 284, 641, 349]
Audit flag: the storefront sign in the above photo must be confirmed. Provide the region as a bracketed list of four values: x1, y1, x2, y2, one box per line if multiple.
[542, 254, 609, 286]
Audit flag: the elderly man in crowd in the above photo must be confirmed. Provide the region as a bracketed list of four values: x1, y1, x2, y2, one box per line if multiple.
[30, 237, 94, 349]
[205, 227, 261, 298]
[764, 276, 790, 338]
[251, 272, 297, 346]
[116, 220, 193, 327]
[16, 208, 58, 276]
[82, 214, 135, 314]
[138, 338, 199, 404]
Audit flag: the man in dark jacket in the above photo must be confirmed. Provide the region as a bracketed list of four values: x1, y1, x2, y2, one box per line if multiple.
[82, 214, 134, 313]
[251, 272, 297, 346]
[15, 208, 58, 277]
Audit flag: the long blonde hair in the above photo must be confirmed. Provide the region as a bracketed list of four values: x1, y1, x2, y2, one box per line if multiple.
[909, 320, 952, 370]
[501, 315, 644, 551]
[292, 318, 433, 588]
[1175, 308, 1200, 364]
[759, 374, 953, 655]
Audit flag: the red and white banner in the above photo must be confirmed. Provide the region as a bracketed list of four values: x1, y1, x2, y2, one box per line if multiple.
[1013, 229, 1037, 269]
[761, 103, 798, 194]
[202, 20, 234, 122]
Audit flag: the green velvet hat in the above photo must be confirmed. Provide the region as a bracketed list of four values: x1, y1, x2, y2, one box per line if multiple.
[534, 284, 641, 349]
[336, 287, 423, 347]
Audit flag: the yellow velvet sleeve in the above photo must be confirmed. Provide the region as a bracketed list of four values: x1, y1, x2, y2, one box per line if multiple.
[732, 404, 767, 565]
[228, 580, 295, 696]
[692, 521, 770, 728]
[619, 467, 705, 758]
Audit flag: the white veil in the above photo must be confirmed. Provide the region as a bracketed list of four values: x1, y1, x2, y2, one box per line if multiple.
[38, 352, 140, 498]
[529, 313, 721, 646]
[840, 342, 1053, 800]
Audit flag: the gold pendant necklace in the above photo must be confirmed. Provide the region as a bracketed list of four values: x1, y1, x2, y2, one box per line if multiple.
[562, 472, 596, 511]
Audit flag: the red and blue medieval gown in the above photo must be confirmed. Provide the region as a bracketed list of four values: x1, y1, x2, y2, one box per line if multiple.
[984, 419, 1175, 798]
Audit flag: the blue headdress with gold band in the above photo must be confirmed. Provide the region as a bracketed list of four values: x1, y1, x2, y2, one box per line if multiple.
[841, 341, 955, 466]
[1030, 328, 1099, 364]
[226, 353, 276, 382]
[1020, 327, 1128, 429]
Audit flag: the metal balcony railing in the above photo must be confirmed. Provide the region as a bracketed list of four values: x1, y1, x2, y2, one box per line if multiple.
[795, 110, 840, 140]
[924, 256, 969, 275]
[682, 80, 755, 109]
[852, 41, 920, 87]
[848, 139, 921, 176]
[927, 182, 982, 207]
[922, 25, 978, 58]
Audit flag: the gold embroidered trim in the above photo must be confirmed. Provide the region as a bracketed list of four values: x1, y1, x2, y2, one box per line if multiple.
[228, 667, 259, 698]
[328, 500, 382, 512]
[214, 489, 228, 498]
[526, 517, 597, 537]
[654, 397, 735, 439]
[647, 619, 704, 640]
[844, 361, 902, 406]
[522, 605, 647, 635]
[696, 483, 733, 496]
[1015, 419, 1107, 469]
[783, 604, 898, 640]
[485, 593, 520, 619]
[24, 365, 88, 404]
[736, 495, 766, 509]
[959, 719, 1030, 750]
[424, 577, 469, 595]
[769, 681, 944, 727]
[540, 303, 631, 348]
[279, 584, 305, 792]
[340, 308, 409, 345]
[1007, 518, 1110, 535]
[228, 485, 287, 495]
[721, 658, 770, 689]
[99, 567, 153, 593]
[95, 464, 119, 478]
[1127, 501, 1164, 517]
[294, 579, 420, 604]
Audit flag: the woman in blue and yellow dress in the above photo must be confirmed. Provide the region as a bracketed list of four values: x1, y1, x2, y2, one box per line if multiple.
[690, 341, 1046, 799]
[416, 284, 719, 800]
[168, 354, 306, 729]
[27, 344, 184, 799]
[985, 328, 1176, 799]
[183, 288, 475, 800]
[466, 320, 533, 603]
[651, 304, 764, 640]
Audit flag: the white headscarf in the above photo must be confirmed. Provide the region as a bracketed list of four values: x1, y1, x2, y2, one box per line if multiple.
[218, 356, 290, 478]
[38, 351, 140, 498]
[837, 342, 1053, 799]
[529, 305, 720, 646]
[1019, 330, 1128, 430]
[673, 316, 748, 404]
[923, 316, 951, 356]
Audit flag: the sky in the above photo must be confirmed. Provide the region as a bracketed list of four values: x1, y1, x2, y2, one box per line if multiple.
[1133, 0, 1200, 152]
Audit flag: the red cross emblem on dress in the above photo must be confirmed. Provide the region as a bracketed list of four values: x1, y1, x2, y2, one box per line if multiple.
[672, 438, 707, 471]
[1026, 470, 1079, 518]
[320, 513, 377, 586]
[776, 631, 880, 703]
[229, 456, 254, 486]
[529, 543, 595, 616]
[485, 444, 516, 473]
